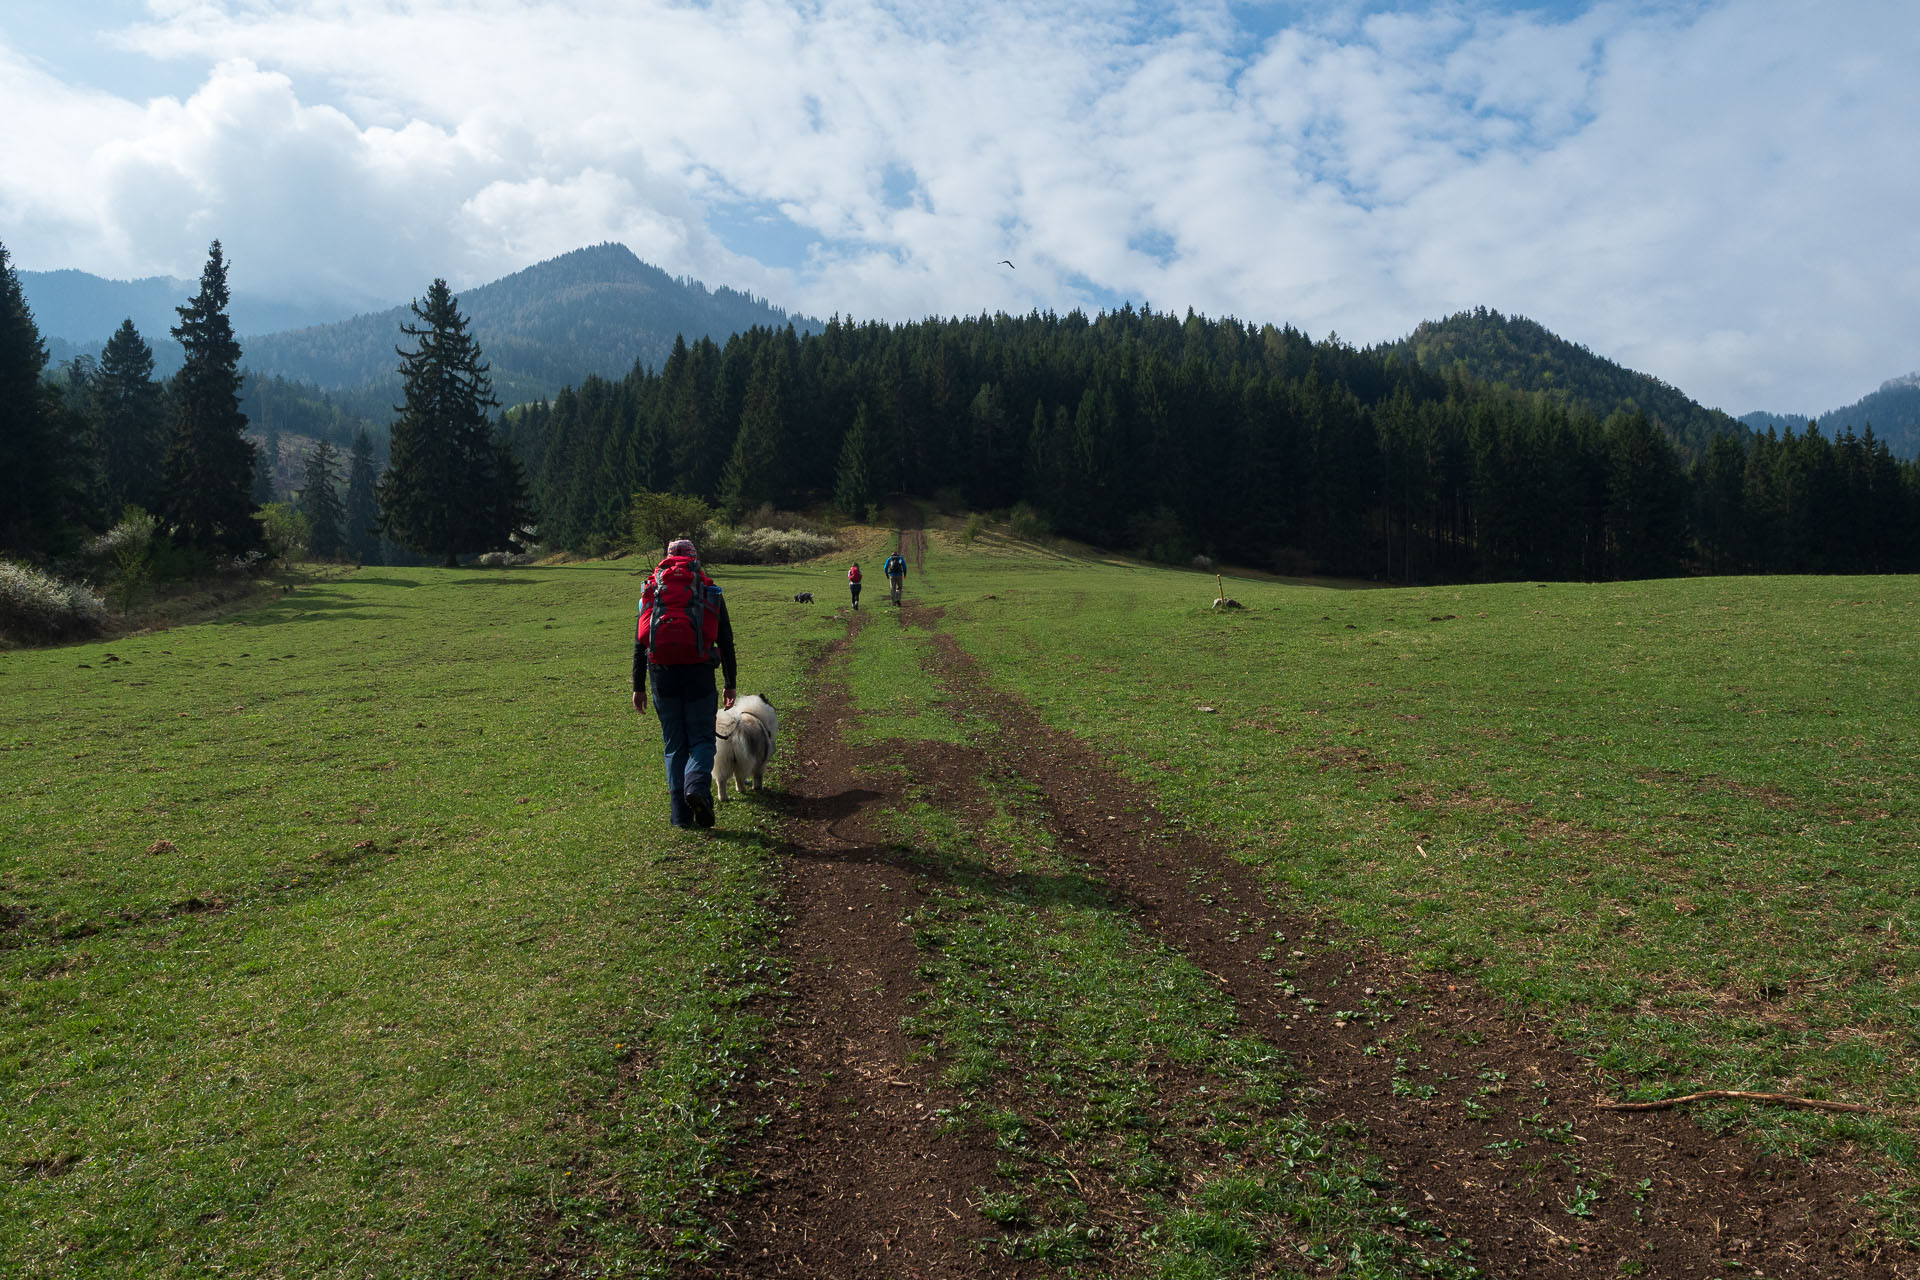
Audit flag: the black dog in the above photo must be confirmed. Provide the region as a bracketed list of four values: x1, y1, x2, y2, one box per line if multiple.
[793, 591, 814, 603]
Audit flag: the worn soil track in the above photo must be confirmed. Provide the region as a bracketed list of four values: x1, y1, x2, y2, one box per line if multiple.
[692, 594, 1907, 1278]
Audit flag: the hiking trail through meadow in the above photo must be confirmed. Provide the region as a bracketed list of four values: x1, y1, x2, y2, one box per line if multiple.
[688, 543, 1904, 1279]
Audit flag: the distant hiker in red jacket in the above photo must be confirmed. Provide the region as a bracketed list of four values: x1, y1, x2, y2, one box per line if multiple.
[633, 538, 737, 830]
[848, 561, 863, 610]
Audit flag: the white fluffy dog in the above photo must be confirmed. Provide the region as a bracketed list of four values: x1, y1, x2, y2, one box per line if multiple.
[713, 694, 778, 801]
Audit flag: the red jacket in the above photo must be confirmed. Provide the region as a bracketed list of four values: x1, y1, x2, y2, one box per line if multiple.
[848, 566, 862, 583]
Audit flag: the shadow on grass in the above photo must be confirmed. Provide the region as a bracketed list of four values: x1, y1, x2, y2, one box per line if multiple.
[350, 577, 424, 589]
[774, 785, 1122, 916]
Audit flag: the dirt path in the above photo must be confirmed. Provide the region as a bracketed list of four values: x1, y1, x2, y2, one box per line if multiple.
[690, 592, 1905, 1277]
[696, 614, 1034, 1279]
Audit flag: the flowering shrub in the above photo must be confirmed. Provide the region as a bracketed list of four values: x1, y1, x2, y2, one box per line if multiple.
[698, 524, 838, 565]
[0, 560, 108, 641]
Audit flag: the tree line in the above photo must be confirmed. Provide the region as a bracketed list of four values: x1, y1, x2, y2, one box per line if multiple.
[2, 239, 527, 574]
[504, 307, 1920, 580]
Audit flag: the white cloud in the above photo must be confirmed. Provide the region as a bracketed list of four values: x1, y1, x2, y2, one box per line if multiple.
[3, 0, 1916, 412]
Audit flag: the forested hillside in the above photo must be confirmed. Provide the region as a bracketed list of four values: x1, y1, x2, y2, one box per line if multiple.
[1747, 376, 1920, 461]
[22, 269, 364, 360]
[240, 243, 820, 406]
[504, 306, 1920, 581]
[1382, 309, 1748, 458]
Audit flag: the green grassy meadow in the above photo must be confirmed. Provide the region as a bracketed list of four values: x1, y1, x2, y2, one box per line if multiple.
[3, 561, 835, 1277]
[920, 538, 1920, 1172]
[6, 533, 1919, 1274]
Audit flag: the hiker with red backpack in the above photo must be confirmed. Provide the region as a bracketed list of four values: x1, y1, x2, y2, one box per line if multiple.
[633, 538, 738, 829]
[847, 561, 863, 610]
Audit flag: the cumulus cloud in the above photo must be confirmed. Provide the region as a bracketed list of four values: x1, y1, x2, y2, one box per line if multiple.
[3, 0, 1916, 411]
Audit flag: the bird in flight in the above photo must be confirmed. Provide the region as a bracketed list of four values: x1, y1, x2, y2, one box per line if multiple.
[999, 259, 1015, 269]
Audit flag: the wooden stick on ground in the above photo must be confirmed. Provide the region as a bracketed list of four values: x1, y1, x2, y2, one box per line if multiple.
[1596, 1090, 1869, 1114]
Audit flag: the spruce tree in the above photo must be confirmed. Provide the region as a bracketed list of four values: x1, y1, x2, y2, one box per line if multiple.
[253, 427, 279, 505]
[378, 279, 508, 566]
[833, 403, 878, 518]
[299, 438, 346, 559]
[720, 340, 791, 515]
[343, 429, 382, 563]
[164, 242, 260, 554]
[95, 320, 169, 516]
[0, 240, 70, 553]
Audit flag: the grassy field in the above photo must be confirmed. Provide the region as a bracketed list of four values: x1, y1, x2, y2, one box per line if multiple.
[3, 560, 835, 1277]
[922, 536, 1920, 1177]
[7, 534, 1919, 1274]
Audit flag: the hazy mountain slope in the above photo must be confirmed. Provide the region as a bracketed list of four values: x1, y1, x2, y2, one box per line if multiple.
[1814, 376, 1919, 457]
[19, 268, 370, 348]
[238, 243, 821, 406]
[1381, 308, 1748, 457]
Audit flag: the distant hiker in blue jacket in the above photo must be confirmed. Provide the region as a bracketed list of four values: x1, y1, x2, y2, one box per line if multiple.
[633, 539, 737, 829]
[883, 551, 907, 605]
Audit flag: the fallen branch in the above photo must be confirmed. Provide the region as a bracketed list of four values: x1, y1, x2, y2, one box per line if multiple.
[1596, 1090, 1869, 1114]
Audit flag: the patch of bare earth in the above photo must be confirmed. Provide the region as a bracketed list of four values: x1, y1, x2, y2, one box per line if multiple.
[696, 615, 1037, 1279]
[905, 617, 1905, 1279]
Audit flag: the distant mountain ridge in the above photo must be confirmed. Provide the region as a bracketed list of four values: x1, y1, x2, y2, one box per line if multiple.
[1380, 308, 1749, 457]
[20, 268, 374, 350]
[239, 243, 822, 407]
[1743, 374, 1920, 459]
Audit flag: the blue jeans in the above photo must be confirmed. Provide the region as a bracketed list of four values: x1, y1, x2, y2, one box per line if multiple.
[649, 664, 717, 816]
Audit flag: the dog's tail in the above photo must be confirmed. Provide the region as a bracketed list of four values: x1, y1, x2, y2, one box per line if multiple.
[739, 716, 769, 759]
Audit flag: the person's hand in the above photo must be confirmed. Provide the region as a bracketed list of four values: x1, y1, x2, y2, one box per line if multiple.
[722, 687, 737, 710]
[632, 688, 646, 714]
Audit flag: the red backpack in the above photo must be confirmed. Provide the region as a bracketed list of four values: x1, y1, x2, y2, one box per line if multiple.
[638, 555, 721, 666]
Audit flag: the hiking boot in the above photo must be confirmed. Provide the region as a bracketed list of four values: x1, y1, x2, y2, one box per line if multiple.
[670, 793, 692, 828]
[687, 791, 716, 829]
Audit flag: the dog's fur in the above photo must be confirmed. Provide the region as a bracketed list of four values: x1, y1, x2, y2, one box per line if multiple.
[713, 695, 778, 801]
[793, 591, 814, 603]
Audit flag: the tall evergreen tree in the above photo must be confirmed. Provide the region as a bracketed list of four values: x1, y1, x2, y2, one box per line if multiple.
[833, 402, 879, 518]
[378, 279, 514, 565]
[299, 438, 346, 559]
[95, 320, 169, 516]
[343, 428, 382, 563]
[720, 339, 793, 514]
[0, 240, 76, 553]
[253, 427, 280, 505]
[164, 241, 260, 554]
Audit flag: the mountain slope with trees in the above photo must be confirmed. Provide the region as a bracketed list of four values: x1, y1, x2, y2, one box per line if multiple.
[22, 269, 368, 364]
[503, 307, 1918, 580]
[1379, 309, 1749, 458]
[1744, 375, 1920, 460]
[240, 243, 821, 407]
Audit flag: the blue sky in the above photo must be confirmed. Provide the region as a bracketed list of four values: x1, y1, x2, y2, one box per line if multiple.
[2, 0, 1915, 414]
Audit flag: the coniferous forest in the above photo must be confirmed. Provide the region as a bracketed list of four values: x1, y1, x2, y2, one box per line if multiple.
[505, 307, 1920, 581]
[7, 232, 1918, 588]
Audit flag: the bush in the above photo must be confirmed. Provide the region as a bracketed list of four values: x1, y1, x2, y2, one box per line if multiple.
[0, 560, 108, 641]
[257, 502, 311, 564]
[700, 525, 838, 565]
[738, 527, 838, 563]
[1009, 501, 1051, 542]
[964, 513, 986, 544]
[630, 491, 716, 557]
[91, 508, 160, 613]
[1127, 504, 1190, 564]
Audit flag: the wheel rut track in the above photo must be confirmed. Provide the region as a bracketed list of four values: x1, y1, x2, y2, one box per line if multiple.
[694, 614, 1037, 1279]
[694, 605, 1903, 1278]
[911, 620, 1901, 1279]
